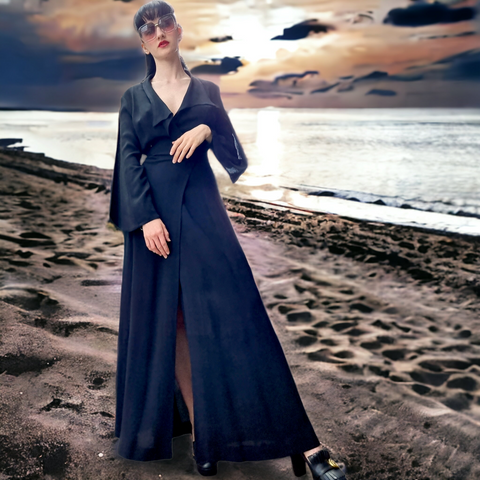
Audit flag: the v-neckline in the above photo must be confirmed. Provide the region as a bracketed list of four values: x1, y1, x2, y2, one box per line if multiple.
[149, 75, 192, 118]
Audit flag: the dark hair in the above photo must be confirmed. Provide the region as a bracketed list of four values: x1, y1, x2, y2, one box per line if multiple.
[133, 0, 191, 80]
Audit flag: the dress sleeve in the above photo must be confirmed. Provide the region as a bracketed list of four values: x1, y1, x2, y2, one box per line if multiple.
[206, 83, 248, 184]
[108, 92, 160, 233]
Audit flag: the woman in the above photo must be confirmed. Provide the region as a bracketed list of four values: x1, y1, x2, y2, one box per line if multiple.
[108, 2, 346, 479]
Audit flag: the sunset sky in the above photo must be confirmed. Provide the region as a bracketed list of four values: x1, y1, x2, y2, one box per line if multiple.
[1, 0, 479, 110]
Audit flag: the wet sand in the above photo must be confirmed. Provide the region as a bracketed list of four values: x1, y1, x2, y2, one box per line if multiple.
[0, 146, 479, 480]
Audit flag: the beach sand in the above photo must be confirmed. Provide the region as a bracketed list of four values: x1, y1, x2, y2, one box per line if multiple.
[0, 146, 479, 480]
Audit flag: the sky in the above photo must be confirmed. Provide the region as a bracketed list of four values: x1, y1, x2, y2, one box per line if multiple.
[0, 0, 479, 110]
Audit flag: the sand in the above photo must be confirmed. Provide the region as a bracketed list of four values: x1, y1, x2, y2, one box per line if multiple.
[0, 146, 479, 480]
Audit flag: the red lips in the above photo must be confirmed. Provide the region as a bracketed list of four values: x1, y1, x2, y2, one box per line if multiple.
[158, 40, 169, 47]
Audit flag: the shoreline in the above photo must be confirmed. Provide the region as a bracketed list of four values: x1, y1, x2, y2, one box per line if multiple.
[1, 147, 480, 479]
[3, 133, 480, 236]
[2, 144, 480, 238]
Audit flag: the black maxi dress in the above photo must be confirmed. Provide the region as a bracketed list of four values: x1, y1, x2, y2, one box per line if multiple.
[108, 71, 321, 463]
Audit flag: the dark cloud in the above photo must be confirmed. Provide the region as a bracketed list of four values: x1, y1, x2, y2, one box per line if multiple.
[190, 57, 244, 75]
[0, 9, 146, 108]
[247, 72, 321, 99]
[383, 3, 477, 27]
[436, 49, 480, 80]
[0, 11, 64, 86]
[60, 51, 144, 82]
[311, 82, 339, 93]
[209, 35, 233, 43]
[271, 19, 335, 40]
[366, 88, 397, 96]
[354, 71, 389, 83]
[269, 71, 320, 85]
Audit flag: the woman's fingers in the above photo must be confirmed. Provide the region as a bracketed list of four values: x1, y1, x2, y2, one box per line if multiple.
[163, 224, 171, 242]
[145, 237, 157, 256]
[171, 137, 186, 163]
[147, 237, 160, 257]
[146, 234, 169, 258]
[171, 125, 209, 163]
[146, 236, 164, 257]
[185, 145, 195, 160]
[172, 140, 192, 164]
[142, 218, 171, 258]
[152, 235, 169, 258]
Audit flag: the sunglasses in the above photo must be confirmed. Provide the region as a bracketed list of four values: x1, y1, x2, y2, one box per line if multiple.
[138, 14, 177, 42]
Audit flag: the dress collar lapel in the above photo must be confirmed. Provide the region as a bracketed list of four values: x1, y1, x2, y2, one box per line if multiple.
[141, 72, 218, 128]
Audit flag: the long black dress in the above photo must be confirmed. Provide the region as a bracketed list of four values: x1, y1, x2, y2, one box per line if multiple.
[108, 71, 321, 463]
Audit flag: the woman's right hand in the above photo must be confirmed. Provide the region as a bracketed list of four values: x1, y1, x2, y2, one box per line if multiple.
[142, 218, 171, 258]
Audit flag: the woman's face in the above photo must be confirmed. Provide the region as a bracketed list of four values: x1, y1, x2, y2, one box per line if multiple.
[140, 15, 182, 57]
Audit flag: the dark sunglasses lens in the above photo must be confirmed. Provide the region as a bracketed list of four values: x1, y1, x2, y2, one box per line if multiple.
[161, 16, 175, 32]
[140, 23, 156, 40]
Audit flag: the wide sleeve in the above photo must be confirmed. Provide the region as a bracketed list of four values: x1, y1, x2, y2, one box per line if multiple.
[206, 83, 248, 184]
[108, 92, 160, 233]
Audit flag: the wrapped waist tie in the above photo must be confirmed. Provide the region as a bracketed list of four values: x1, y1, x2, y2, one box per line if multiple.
[142, 139, 210, 164]
[142, 153, 173, 164]
[141, 138, 174, 164]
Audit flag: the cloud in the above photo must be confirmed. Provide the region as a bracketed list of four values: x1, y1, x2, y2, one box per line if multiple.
[271, 19, 336, 40]
[384, 3, 477, 27]
[366, 88, 396, 96]
[0, 11, 64, 86]
[190, 57, 245, 75]
[436, 48, 480, 79]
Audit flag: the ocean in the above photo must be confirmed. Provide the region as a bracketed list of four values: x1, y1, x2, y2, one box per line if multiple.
[1, 107, 479, 236]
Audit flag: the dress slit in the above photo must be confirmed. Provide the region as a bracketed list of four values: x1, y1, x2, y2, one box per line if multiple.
[172, 279, 195, 440]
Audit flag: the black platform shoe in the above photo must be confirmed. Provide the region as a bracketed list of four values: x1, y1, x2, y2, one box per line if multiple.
[192, 440, 218, 476]
[290, 448, 346, 480]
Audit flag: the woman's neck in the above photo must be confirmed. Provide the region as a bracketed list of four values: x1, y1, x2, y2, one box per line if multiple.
[151, 61, 188, 85]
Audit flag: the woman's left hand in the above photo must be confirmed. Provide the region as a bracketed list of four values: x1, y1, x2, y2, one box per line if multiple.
[170, 124, 212, 164]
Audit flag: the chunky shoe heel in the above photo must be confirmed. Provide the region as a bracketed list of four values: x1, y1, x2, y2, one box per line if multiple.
[193, 440, 218, 476]
[291, 453, 307, 477]
[196, 461, 218, 477]
[295, 448, 346, 480]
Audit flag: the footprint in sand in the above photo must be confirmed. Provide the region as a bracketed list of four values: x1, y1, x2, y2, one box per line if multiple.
[330, 321, 358, 332]
[286, 311, 313, 323]
[307, 348, 346, 364]
[0, 353, 59, 376]
[85, 370, 113, 390]
[33, 317, 94, 338]
[0, 285, 60, 312]
[446, 375, 478, 392]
